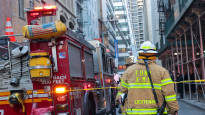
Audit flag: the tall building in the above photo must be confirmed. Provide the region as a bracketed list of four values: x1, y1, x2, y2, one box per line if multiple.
[113, 0, 132, 74]
[127, 0, 145, 49]
[98, 0, 117, 57]
[82, 0, 99, 41]
[144, 0, 160, 43]
[143, 0, 163, 65]
[56, 0, 84, 32]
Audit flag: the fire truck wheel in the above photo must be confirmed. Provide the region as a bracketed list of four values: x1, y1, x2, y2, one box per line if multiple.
[83, 92, 96, 115]
[111, 89, 116, 115]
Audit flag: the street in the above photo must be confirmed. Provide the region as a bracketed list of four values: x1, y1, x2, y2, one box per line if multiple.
[116, 100, 205, 115]
[178, 100, 205, 115]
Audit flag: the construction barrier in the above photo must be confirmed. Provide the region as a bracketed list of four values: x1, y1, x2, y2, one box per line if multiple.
[5, 17, 16, 42]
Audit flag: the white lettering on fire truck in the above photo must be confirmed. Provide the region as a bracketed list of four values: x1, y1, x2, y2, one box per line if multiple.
[33, 75, 67, 84]
[0, 110, 4, 115]
[52, 75, 66, 79]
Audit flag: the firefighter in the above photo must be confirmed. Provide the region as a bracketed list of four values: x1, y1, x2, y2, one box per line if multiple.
[118, 41, 179, 115]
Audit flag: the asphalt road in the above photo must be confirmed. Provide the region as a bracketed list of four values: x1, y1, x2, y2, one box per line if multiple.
[116, 100, 205, 115]
[178, 100, 205, 115]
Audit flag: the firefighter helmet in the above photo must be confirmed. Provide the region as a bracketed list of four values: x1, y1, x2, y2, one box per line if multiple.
[138, 41, 157, 60]
[138, 41, 157, 54]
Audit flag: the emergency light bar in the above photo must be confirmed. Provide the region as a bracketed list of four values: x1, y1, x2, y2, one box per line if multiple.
[27, 5, 57, 25]
[34, 5, 57, 10]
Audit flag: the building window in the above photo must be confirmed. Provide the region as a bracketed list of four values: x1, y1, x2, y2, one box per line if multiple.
[113, 0, 122, 2]
[115, 6, 124, 11]
[119, 48, 127, 53]
[18, 0, 24, 19]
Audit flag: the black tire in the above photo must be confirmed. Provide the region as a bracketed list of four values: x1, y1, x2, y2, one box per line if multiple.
[105, 88, 116, 115]
[83, 92, 96, 115]
[110, 89, 116, 115]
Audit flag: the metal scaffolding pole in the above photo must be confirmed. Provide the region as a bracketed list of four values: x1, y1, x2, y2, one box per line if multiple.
[175, 38, 180, 74]
[198, 15, 205, 80]
[180, 38, 186, 98]
[190, 23, 199, 101]
[171, 43, 177, 92]
[171, 44, 176, 80]
[168, 57, 170, 70]
[171, 56, 173, 71]
[184, 29, 192, 99]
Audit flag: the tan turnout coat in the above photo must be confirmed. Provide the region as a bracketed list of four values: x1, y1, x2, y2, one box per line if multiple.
[119, 60, 179, 115]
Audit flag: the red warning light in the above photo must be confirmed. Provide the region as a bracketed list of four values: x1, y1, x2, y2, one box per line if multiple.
[30, 12, 40, 16]
[57, 95, 66, 102]
[84, 83, 92, 89]
[27, 5, 57, 25]
[105, 79, 111, 84]
[34, 5, 57, 10]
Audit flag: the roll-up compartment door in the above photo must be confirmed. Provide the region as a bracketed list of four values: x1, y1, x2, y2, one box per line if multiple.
[84, 51, 94, 79]
[68, 43, 83, 78]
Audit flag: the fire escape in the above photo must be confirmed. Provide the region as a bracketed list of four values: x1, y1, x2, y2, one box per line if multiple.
[158, 0, 165, 45]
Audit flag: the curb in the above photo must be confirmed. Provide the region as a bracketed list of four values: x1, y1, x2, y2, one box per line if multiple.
[180, 99, 205, 110]
[96, 108, 106, 115]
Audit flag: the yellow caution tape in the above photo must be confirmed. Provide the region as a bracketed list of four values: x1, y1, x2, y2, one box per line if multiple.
[32, 80, 205, 93]
[1, 80, 205, 96]
[174, 79, 205, 84]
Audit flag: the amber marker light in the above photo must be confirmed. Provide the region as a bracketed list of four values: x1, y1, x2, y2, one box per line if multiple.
[55, 87, 66, 94]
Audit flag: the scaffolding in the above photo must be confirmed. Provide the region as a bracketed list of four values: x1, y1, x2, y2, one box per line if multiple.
[158, 1, 205, 102]
[127, 0, 145, 49]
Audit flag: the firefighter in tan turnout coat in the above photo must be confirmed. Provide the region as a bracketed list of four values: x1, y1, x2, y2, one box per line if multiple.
[119, 41, 179, 115]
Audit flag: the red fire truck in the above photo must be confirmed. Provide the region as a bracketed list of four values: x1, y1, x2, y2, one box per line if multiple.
[0, 5, 116, 115]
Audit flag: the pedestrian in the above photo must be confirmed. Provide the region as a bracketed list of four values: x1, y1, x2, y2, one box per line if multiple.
[118, 41, 179, 115]
[176, 73, 184, 99]
[169, 71, 174, 81]
[190, 73, 196, 93]
[114, 72, 121, 85]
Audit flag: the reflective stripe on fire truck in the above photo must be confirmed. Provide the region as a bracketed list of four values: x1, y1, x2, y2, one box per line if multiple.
[0, 97, 52, 105]
[0, 97, 8, 101]
[0, 92, 10, 96]
[0, 90, 52, 105]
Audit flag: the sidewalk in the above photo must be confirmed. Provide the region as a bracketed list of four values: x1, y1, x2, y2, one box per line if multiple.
[180, 99, 205, 110]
